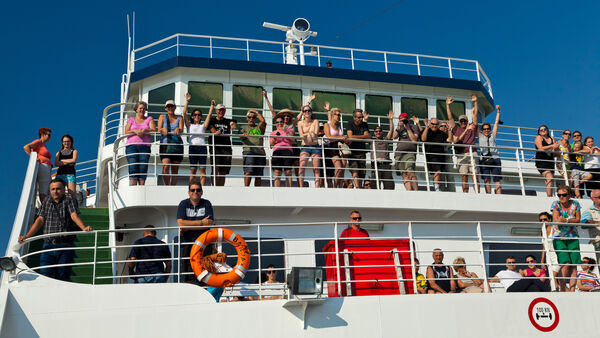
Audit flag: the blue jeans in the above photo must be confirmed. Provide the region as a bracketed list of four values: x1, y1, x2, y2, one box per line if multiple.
[39, 242, 75, 281]
[134, 275, 167, 283]
[126, 144, 151, 181]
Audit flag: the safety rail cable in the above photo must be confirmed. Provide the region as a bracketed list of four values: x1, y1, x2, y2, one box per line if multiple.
[11, 221, 600, 295]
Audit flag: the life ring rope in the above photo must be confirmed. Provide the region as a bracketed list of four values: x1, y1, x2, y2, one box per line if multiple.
[190, 228, 251, 287]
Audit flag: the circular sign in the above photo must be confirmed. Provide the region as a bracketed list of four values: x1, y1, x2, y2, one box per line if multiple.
[528, 297, 559, 332]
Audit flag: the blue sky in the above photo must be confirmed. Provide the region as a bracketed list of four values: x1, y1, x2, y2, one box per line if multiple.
[1, 1, 599, 253]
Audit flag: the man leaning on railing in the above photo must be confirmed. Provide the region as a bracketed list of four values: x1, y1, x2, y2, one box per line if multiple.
[18, 178, 93, 281]
[128, 225, 171, 283]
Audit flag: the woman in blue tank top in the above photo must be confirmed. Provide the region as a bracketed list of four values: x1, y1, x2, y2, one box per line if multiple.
[158, 100, 184, 185]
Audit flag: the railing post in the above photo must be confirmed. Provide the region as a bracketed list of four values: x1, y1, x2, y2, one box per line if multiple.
[469, 147, 478, 193]
[246, 40, 250, 61]
[515, 149, 526, 196]
[334, 222, 342, 297]
[384, 52, 388, 73]
[517, 127, 525, 163]
[176, 34, 179, 57]
[416, 55, 421, 76]
[560, 149, 569, 186]
[321, 142, 327, 188]
[408, 221, 417, 294]
[211, 135, 216, 186]
[350, 49, 355, 70]
[476, 222, 490, 293]
[92, 231, 98, 285]
[317, 46, 321, 67]
[281, 43, 286, 64]
[448, 59, 453, 78]
[257, 224, 262, 300]
[422, 143, 430, 191]
[373, 141, 380, 189]
[177, 227, 181, 283]
[475, 61, 481, 82]
[209, 37, 213, 58]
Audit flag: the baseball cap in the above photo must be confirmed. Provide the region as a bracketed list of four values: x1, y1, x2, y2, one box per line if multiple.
[458, 115, 468, 122]
[164, 100, 175, 107]
[215, 104, 226, 110]
[399, 113, 409, 120]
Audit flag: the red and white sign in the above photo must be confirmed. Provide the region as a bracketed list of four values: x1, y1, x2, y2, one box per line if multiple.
[528, 297, 559, 332]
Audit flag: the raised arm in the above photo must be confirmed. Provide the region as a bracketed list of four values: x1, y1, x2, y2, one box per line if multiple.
[307, 93, 316, 107]
[421, 123, 430, 142]
[411, 116, 423, 133]
[263, 90, 275, 116]
[183, 93, 191, 129]
[385, 111, 394, 140]
[203, 100, 215, 129]
[492, 105, 501, 137]
[470, 93, 478, 127]
[257, 109, 266, 131]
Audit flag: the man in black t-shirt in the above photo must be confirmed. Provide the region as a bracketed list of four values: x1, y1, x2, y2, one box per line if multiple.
[128, 225, 171, 283]
[421, 118, 452, 191]
[346, 109, 371, 188]
[209, 104, 237, 186]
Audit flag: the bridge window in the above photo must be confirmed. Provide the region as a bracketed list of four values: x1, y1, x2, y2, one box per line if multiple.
[187, 82, 224, 113]
[437, 99, 465, 121]
[311, 91, 356, 123]
[365, 95, 393, 130]
[400, 97, 428, 126]
[273, 88, 302, 112]
[147, 83, 175, 120]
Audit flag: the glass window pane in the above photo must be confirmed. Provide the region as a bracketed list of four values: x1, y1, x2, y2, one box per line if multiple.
[273, 88, 302, 111]
[400, 98, 428, 127]
[233, 85, 263, 145]
[147, 83, 175, 120]
[437, 100, 465, 121]
[311, 91, 356, 123]
[188, 82, 223, 113]
[365, 95, 392, 130]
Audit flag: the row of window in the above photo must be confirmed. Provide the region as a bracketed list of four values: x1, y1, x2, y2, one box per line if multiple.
[146, 82, 467, 124]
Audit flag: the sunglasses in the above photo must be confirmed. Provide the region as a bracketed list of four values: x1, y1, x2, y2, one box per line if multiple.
[430, 123, 439, 126]
[482, 128, 491, 130]
[564, 132, 571, 135]
[539, 128, 548, 131]
[351, 217, 362, 220]
[303, 109, 312, 113]
[275, 120, 284, 124]
[526, 260, 535, 263]
[192, 114, 202, 117]
[247, 116, 256, 119]
[557, 193, 569, 197]
[334, 113, 341, 117]
[507, 261, 516, 264]
[189, 189, 202, 193]
[574, 134, 582, 137]
[355, 116, 364, 119]
[374, 130, 383, 133]
[166, 105, 176, 108]
[539, 218, 550, 222]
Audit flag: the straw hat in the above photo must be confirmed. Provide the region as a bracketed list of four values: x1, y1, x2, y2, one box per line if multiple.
[274, 109, 294, 120]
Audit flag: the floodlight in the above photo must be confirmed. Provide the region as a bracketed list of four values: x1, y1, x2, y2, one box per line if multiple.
[292, 18, 310, 40]
[0, 257, 16, 272]
[287, 267, 323, 296]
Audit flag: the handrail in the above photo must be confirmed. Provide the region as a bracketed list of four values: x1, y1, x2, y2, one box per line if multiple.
[11, 221, 598, 295]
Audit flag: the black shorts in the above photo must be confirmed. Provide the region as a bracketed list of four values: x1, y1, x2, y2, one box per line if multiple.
[348, 152, 367, 177]
[272, 149, 293, 171]
[426, 154, 446, 173]
[159, 144, 183, 163]
[213, 145, 232, 174]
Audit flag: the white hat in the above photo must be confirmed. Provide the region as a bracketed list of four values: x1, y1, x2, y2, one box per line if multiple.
[164, 100, 175, 107]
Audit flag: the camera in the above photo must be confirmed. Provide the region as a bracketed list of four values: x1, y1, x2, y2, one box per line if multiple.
[276, 132, 281, 136]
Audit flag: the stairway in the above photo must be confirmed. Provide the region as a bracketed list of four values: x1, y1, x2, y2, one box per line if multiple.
[70, 207, 112, 284]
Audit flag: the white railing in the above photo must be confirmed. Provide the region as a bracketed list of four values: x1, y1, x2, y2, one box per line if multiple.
[107, 130, 596, 197]
[130, 34, 493, 98]
[12, 221, 600, 296]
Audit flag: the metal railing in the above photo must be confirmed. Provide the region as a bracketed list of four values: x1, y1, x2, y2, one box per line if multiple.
[107, 129, 599, 197]
[12, 221, 600, 296]
[130, 34, 493, 98]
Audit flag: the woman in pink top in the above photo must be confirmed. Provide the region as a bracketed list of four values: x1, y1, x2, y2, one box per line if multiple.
[24, 127, 52, 201]
[323, 105, 348, 188]
[270, 116, 294, 187]
[125, 101, 156, 186]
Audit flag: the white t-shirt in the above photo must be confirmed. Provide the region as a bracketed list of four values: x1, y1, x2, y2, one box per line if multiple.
[189, 123, 207, 145]
[495, 269, 521, 289]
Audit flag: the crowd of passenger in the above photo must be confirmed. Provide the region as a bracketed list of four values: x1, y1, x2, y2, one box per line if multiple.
[114, 92, 600, 196]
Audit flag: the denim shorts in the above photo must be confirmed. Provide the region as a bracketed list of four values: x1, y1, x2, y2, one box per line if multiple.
[300, 145, 321, 156]
[189, 145, 207, 169]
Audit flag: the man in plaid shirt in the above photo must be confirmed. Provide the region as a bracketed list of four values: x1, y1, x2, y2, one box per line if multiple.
[19, 178, 92, 281]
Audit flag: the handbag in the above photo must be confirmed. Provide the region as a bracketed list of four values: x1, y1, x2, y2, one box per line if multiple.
[480, 136, 495, 165]
[338, 142, 352, 156]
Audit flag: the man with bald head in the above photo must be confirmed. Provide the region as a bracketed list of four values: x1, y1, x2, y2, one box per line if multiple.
[421, 118, 453, 191]
[581, 189, 600, 260]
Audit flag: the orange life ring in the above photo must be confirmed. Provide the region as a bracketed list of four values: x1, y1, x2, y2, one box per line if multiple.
[190, 228, 251, 287]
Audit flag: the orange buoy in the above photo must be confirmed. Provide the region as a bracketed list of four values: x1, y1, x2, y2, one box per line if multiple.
[189, 228, 251, 287]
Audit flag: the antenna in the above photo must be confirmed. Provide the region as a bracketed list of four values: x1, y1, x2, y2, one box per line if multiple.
[262, 18, 317, 66]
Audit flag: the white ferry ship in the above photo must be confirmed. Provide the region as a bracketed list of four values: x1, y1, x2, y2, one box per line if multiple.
[1, 18, 599, 337]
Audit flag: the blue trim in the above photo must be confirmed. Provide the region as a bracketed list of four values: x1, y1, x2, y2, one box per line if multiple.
[131, 56, 494, 108]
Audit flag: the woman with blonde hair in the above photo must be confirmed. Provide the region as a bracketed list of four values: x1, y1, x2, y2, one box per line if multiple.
[323, 104, 348, 188]
[453, 257, 485, 293]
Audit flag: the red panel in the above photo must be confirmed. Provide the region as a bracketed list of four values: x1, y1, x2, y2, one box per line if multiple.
[323, 239, 415, 297]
